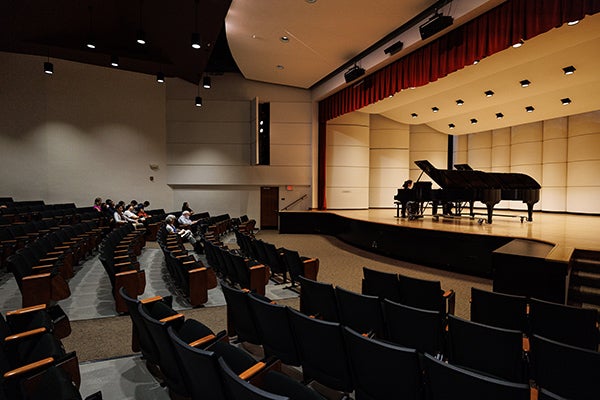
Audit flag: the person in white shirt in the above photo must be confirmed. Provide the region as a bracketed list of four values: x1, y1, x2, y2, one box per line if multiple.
[165, 215, 203, 254]
[178, 210, 198, 234]
[124, 203, 145, 229]
[113, 204, 127, 226]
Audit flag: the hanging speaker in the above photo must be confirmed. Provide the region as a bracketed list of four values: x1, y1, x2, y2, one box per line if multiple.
[344, 65, 365, 83]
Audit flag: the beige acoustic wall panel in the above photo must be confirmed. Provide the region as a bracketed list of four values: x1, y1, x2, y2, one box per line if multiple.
[510, 122, 543, 211]
[453, 135, 468, 165]
[369, 115, 410, 207]
[566, 111, 600, 213]
[491, 128, 511, 171]
[326, 111, 370, 209]
[467, 131, 492, 170]
[409, 124, 447, 183]
[542, 117, 568, 211]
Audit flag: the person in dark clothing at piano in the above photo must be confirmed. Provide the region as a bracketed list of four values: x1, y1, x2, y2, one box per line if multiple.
[402, 179, 413, 190]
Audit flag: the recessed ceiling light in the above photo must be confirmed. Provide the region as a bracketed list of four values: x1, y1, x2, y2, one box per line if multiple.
[280, 36, 289, 43]
[411, 113, 418, 118]
[306, 0, 317, 3]
[525, 106, 535, 112]
[276, 65, 284, 70]
[448, 123, 455, 129]
[156, 72, 165, 83]
[563, 65, 576, 75]
[561, 98, 571, 105]
[520, 79, 531, 87]
[473, 60, 479, 65]
[496, 112, 504, 119]
[567, 20, 579, 26]
[432, 107, 439, 113]
[456, 99, 464, 106]
[470, 118, 478, 124]
[485, 90, 494, 97]
[110, 55, 119, 67]
[512, 39, 524, 48]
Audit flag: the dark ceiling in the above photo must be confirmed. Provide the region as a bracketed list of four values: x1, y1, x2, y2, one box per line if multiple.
[0, 0, 238, 85]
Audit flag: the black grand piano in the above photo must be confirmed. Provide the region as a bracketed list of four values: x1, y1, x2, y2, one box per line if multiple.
[394, 160, 541, 223]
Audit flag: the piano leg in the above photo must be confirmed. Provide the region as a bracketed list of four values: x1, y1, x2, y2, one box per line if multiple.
[486, 203, 494, 224]
[527, 203, 534, 222]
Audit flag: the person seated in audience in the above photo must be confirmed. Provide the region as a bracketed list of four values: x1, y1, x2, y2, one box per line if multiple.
[124, 203, 145, 228]
[103, 199, 116, 219]
[182, 201, 194, 215]
[136, 203, 149, 219]
[178, 210, 199, 234]
[165, 214, 203, 254]
[113, 204, 128, 226]
[93, 197, 103, 212]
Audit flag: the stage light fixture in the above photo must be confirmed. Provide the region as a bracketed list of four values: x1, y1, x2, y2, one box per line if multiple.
[485, 90, 494, 97]
[419, 12, 453, 40]
[512, 39, 524, 48]
[432, 107, 439, 113]
[520, 79, 531, 87]
[526, 106, 534, 112]
[470, 118, 478, 124]
[136, 29, 146, 45]
[86, 7, 96, 49]
[563, 65, 576, 75]
[195, 96, 202, 107]
[496, 113, 504, 119]
[156, 72, 165, 83]
[561, 98, 571, 105]
[191, 32, 201, 49]
[110, 55, 119, 67]
[567, 20, 579, 26]
[203, 76, 211, 89]
[411, 113, 418, 118]
[44, 61, 53, 74]
[448, 123, 455, 129]
[384, 40, 404, 56]
[344, 65, 365, 83]
[456, 99, 464, 106]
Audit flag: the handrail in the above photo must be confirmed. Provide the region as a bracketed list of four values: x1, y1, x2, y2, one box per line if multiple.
[281, 194, 308, 211]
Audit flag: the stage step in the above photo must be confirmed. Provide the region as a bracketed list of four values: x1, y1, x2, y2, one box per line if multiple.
[568, 249, 600, 307]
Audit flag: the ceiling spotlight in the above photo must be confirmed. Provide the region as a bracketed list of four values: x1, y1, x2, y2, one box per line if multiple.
[136, 29, 146, 45]
[43, 61, 53, 75]
[470, 118, 478, 124]
[191, 32, 201, 49]
[473, 60, 479, 65]
[203, 76, 211, 89]
[276, 65, 284, 70]
[485, 90, 494, 97]
[520, 79, 531, 87]
[280, 36, 289, 43]
[496, 112, 504, 119]
[195, 96, 202, 107]
[86, 35, 96, 49]
[561, 98, 572, 105]
[411, 113, 418, 118]
[448, 123, 455, 129]
[456, 99, 464, 106]
[567, 20, 579, 26]
[110, 55, 119, 67]
[525, 106, 535, 112]
[156, 72, 165, 83]
[432, 107, 439, 113]
[512, 39, 524, 48]
[563, 65, 576, 75]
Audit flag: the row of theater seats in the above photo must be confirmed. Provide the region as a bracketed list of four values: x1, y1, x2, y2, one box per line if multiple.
[99, 224, 147, 313]
[234, 229, 319, 289]
[6, 220, 105, 308]
[0, 303, 101, 399]
[156, 224, 217, 307]
[227, 278, 600, 400]
[119, 287, 324, 400]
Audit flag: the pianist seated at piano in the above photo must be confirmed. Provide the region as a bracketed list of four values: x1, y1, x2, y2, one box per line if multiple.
[402, 179, 413, 190]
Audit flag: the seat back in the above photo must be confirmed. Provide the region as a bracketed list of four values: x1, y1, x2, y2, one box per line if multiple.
[361, 267, 402, 302]
[424, 354, 530, 400]
[398, 274, 445, 314]
[167, 326, 228, 400]
[220, 282, 261, 344]
[530, 334, 600, 399]
[288, 307, 353, 393]
[280, 248, 304, 284]
[343, 327, 423, 400]
[382, 299, 443, 356]
[447, 315, 527, 383]
[298, 276, 339, 322]
[335, 286, 385, 338]
[529, 297, 599, 350]
[247, 294, 301, 366]
[218, 358, 289, 400]
[470, 287, 528, 332]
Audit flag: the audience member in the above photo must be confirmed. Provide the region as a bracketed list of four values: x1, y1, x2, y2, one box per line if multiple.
[165, 215, 202, 254]
[93, 197, 102, 212]
[181, 201, 194, 215]
[124, 203, 145, 228]
[178, 210, 199, 234]
[113, 204, 127, 226]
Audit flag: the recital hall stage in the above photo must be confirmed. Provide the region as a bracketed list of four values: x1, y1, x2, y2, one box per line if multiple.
[279, 209, 600, 303]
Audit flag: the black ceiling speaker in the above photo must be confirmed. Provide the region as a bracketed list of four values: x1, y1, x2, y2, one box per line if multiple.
[344, 65, 365, 83]
[419, 13, 454, 40]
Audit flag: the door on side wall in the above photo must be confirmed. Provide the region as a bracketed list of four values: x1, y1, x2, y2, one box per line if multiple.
[260, 186, 279, 229]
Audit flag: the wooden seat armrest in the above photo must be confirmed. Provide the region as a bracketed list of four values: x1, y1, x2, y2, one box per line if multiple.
[115, 270, 137, 277]
[182, 260, 196, 265]
[189, 334, 216, 348]
[6, 304, 47, 316]
[23, 272, 51, 280]
[113, 255, 130, 261]
[303, 258, 318, 264]
[39, 257, 59, 263]
[175, 254, 189, 259]
[115, 261, 134, 268]
[3, 357, 55, 379]
[443, 289, 456, 315]
[62, 241, 77, 245]
[1, 239, 17, 243]
[522, 336, 530, 352]
[443, 289, 455, 298]
[45, 251, 64, 256]
[54, 246, 70, 250]
[249, 264, 265, 270]
[160, 313, 184, 324]
[239, 362, 267, 381]
[140, 296, 163, 304]
[189, 267, 207, 274]
[4, 327, 47, 342]
[32, 264, 54, 271]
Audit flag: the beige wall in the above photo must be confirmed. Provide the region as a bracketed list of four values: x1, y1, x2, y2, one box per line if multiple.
[0, 52, 171, 209]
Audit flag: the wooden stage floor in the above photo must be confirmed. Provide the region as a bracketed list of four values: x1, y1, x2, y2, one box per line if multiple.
[322, 209, 600, 254]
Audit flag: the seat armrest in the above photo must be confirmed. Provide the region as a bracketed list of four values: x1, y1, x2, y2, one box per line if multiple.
[160, 313, 184, 324]
[443, 289, 456, 315]
[140, 296, 164, 304]
[4, 327, 48, 342]
[3, 357, 55, 379]
[189, 334, 216, 348]
[239, 362, 267, 381]
[5, 304, 47, 316]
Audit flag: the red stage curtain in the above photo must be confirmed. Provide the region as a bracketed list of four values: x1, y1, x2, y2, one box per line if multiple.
[316, 0, 600, 209]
